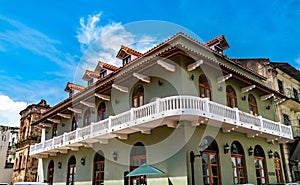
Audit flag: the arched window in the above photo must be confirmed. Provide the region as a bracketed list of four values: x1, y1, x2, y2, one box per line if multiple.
[47, 160, 54, 185]
[200, 136, 220, 185]
[226, 85, 237, 108]
[231, 141, 247, 184]
[274, 152, 284, 183]
[67, 156, 76, 185]
[97, 102, 106, 121]
[71, 115, 78, 131]
[248, 94, 258, 115]
[52, 123, 57, 138]
[199, 75, 211, 99]
[93, 151, 105, 185]
[83, 108, 91, 127]
[132, 85, 144, 108]
[130, 142, 146, 185]
[254, 145, 267, 185]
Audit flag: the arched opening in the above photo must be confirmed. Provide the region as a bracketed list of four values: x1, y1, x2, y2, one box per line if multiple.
[254, 145, 267, 185]
[67, 156, 76, 185]
[52, 123, 57, 138]
[93, 150, 105, 185]
[47, 160, 54, 185]
[231, 141, 247, 184]
[71, 115, 78, 131]
[274, 152, 284, 183]
[200, 136, 220, 185]
[226, 85, 238, 108]
[83, 108, 91, 127]
[97, 102, 106, 121]
[132, 85, 144, 108]
[130, 142, 146, 185]
[248, 94, 258, 115]
[199, 74, 211, 99]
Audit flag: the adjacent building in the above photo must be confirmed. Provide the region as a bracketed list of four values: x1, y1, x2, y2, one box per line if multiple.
[11, 100, 50, 184]
[30, 33, 293, 185]
[232, 59, 300, 182]
[0, 125, 19, 183]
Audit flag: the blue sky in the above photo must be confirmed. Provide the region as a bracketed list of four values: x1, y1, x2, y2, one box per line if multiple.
[0, 0, 300, 126]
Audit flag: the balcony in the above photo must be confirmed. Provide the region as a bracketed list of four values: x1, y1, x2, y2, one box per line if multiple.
[30, 96, 293, 157]
[292, 126, 300, 138]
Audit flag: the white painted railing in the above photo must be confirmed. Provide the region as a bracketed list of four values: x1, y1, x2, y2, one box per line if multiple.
[30, 96, 293, 156]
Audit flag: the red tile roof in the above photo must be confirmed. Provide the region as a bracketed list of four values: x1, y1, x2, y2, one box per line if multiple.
[64, 82, 85, 93]
[95, 61, 119, 72]
[116, 45, 143, 59]
[82, 70, 100, 81]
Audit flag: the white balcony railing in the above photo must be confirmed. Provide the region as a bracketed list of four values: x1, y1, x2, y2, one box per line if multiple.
[30, 96, 293, 156]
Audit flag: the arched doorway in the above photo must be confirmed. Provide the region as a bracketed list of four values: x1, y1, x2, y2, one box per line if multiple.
[231, 141, 247, 184]
[274, 152, 284, 183]
[200, 136, 220, 185]
[47, 160, 54, 185]
[93, 150, 105, 185]
[130, 142, 146, 185]
[132, 85, 144, 108]
[67, 156, 76, 185]
[254, 145, 267, 185]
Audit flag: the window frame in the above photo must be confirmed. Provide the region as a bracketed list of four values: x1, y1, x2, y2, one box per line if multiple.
[93, 151, 105, 185]
[248, 94, 258, 115]
[199, 75, 211, 100]
[132, 85, 144, 108]
[226, 85, 238, 108]
[67, 156, 76, 185]
[47, 160, 54, 185]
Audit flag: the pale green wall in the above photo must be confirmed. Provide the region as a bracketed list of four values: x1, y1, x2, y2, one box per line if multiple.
[41, 123, 283, 185]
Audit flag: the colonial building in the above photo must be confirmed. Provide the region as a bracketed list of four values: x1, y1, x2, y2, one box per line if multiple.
[11, 100, 50, 184]
[232, 59, 300, 182]
[30, 33, 293, 185]
[0, 125, 19, 183]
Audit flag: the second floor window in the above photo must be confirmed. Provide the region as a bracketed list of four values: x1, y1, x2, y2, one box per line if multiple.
[248, 94, 258, 115]
[199, 74, 211, 99]
[293, 88, 299, 102]
[100, 69, 107, 78]
[83, 108, 91, 127]
[123, 55, 131, 66]
[278, 80, 284, 94]
[88, 78, 94, 86]
[52, 123, 57, 137]
[132, 85, 144, 108]
[226, 85, 237, 108]
[71, 116, 78, 131]
[283, 114, 290, 126]
[97, 102, 106, 121]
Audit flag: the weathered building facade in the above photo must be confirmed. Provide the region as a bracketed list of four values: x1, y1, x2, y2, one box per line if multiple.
[30, 33, 293, 185]
[11, 100, 50, 184]
[0, 125, 19, 183]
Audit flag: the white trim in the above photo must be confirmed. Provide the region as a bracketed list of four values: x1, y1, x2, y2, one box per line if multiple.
[241, 85, 256, 93]
[112, 84, 129, 93]
[157, 60, 176, 72]
[133, 73, 151, 83]
[187, 60, 203, 71]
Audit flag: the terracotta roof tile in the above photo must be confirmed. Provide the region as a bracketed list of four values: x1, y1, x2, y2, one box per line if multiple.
[64, 82, 85, 93]
[95, 61, 119, 72]
[82, 70, 100, 81]
[116, 45, 143, 59]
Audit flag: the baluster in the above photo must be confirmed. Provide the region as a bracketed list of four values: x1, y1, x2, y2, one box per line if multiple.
[156, 98, 161, 114]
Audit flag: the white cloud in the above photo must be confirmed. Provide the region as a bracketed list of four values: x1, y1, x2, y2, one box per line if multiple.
[75, 12, 157, 80]
[0, 95, 27, 127]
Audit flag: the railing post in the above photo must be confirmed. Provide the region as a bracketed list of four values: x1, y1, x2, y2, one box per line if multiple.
[258, 115, 263, 128]
[233, 107, 239, 124]
[63, 133, 67, 145]
[203, 98, 210, 113]
[130, 108, 135, 122]
[76, 128, 79, 141]
[52, 138, 55, 148]
[108, 116, 112, 131]
[156, 98, 161, 114]
[279, 122, 282, 136]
